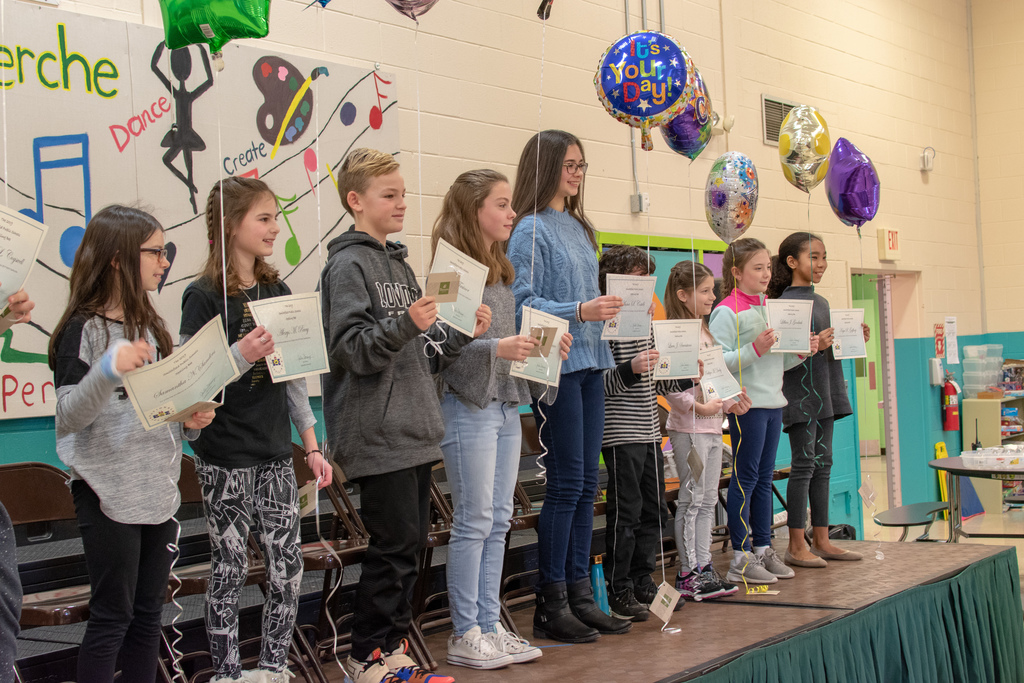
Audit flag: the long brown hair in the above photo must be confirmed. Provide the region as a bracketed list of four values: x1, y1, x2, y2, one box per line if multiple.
[721, 237, 769, 299]
[510, 130, 597, 249]
[431, 170, 516, 287]
[201, 177, 280, 296]
[665, 261, 715, 330]
[48, 206, 173, 369]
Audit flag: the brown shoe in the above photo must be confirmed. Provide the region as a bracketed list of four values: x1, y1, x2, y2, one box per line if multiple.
[784, 550, 827, 568]
[810, 545, 863, 561]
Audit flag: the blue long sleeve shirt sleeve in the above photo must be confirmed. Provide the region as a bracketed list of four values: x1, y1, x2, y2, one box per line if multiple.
[507, 208, 614, 374]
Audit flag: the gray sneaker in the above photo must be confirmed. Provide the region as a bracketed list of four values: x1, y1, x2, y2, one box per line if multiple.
[725, 551, 778, 585]
[759, 547, 795, 579]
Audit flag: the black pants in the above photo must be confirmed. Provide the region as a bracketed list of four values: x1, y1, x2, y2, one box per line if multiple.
[72, 480, 176, 683]
[351, 463, 432, 662]
[786, 417, 835, 530]
[603, 442, 666, 594]
[0, 503, 20, 683]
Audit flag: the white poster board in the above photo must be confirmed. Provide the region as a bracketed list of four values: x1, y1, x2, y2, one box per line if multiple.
[0, 3, 399, 417]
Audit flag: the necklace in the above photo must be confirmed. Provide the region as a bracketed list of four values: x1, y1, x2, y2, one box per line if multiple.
[241, 282, 259, 302]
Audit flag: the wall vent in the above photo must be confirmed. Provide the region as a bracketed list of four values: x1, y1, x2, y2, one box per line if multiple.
[761, 95, 799, 146]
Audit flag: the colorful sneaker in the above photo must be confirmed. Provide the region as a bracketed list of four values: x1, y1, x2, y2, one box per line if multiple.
[344, 650, 399, 683]
[608, 587, 650, 621]
[483, 623, 542, 664]
[725, 551, 778, 585]
[675, 570, 700, 599]
[698, 564, 738, 600]
[385, 640, 455, 683]
[447, 625, 514, 670]
[758, 547, 795, 579]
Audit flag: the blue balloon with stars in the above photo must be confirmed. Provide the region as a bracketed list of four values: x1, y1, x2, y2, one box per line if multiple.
[594, 31, 697, 151]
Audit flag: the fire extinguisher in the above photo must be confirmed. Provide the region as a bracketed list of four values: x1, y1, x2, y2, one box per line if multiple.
[943, 373, 960, 432]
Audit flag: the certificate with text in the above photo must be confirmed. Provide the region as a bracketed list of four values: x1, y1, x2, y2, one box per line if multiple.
[430, 238, 488, 337]
[830, 308, 867, 360]
[248, 292, 331, 383]
[510, 307, 567, 388]
[123, 317, 240, 430]
[652, 319, 702, 379]
[0, 204, 48, 334]
[698, 345, 742, 402]
[765, 299, 813, 354]
[602, 274, 657, 341]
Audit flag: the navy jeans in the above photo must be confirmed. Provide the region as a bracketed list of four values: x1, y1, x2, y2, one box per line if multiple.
[726, 408, 782, 551]
[534, 368, 605, 586]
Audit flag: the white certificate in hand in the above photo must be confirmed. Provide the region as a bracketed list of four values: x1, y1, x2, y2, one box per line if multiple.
[652, 319, 702, 379]
[830, 308, 867, 360]
[123, 317, 240, 430]
[602, 274, 657, 341]
[510, 307, 568, 387]
[430, 238, 488, 337]
[247, 292, 331, 383]
[698, 345, 742, 402]
[0, 204, 48, 334]
[765, 299, 813, 354]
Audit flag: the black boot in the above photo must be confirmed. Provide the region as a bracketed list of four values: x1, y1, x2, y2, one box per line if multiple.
[567, 579, 632, 634]
[533, 581, 600, 643]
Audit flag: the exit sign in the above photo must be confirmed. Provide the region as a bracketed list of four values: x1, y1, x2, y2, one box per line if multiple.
[877, 227, 901, 260]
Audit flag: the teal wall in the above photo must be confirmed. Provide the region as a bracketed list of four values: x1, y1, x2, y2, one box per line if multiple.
[894, 330, 1024, 506]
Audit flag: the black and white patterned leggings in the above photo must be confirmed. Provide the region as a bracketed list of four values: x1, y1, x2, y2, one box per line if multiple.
[196, 457, 303, 677]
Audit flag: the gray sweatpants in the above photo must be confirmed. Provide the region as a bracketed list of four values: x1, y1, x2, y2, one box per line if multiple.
[196, 457, 303, 677]
[669, 431, 723, 573]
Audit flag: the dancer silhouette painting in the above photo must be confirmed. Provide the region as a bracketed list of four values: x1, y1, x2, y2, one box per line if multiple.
[151, 43, 214, 214]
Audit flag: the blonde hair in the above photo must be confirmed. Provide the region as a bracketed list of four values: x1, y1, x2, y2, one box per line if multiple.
[338, 148, 400, 214]
[431, 170, 515, 287]
[201, 177, 280, 296]
[721, 237, 769, 299]
[665, 261, 714, 329]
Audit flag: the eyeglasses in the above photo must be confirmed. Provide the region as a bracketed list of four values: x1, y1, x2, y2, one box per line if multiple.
[140, 247, 169, 259]
[563, 161, 589, 175]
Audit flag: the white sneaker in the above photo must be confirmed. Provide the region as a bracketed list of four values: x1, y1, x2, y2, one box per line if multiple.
[244, 670, 295, 683]
[758, 547, 796, 579]
[344, 651, 396, 683]
[483, 623, 542, 664]
[447, 625, 514, 670]
[725, 551, 778, 585]
[211, 676, 248, 683]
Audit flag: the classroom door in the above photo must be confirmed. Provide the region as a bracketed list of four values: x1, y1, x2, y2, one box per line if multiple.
[854, 296, 884, 456]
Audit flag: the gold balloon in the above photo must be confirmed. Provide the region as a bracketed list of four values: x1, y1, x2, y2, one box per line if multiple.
[779, 105, 830, 193]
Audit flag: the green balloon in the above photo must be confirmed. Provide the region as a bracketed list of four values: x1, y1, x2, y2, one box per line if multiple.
[159, 0, 271, 54]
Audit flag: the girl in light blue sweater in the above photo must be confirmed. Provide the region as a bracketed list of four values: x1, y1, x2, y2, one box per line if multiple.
[506, 130, 630, 644]
[708, 237, 817, 586]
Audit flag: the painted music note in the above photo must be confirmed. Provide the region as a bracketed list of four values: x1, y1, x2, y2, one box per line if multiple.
[19, 134, 92, 268]
[240, 168, 260, 180]
[158, 242, 177, 293]
[303, 148, 318, 196]
[369, 72, 392, 130]
[275, 194, 302, 266]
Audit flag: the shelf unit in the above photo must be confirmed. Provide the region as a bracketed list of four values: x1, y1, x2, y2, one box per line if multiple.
[962, 396, 1024, 508]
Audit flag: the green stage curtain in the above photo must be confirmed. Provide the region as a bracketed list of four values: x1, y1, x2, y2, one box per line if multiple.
[697, 548, 1024, 683]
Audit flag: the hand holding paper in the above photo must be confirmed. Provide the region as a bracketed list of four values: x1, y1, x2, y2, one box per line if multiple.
[247, 293, 331, 383]
[430, 238, 488, 336]
[409, 296, 439, 331]
[117, 340, 155, 375]
[830, 309, 867, 359]
[184, 409, 216, 430]
[602, 275, 656, 340]
[238, 325, 275, 363]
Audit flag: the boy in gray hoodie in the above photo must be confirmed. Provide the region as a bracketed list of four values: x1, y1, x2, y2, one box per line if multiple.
[321, 148, 489, 683]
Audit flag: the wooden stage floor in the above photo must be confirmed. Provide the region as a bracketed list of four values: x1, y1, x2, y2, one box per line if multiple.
[321, 539, 1007, 683]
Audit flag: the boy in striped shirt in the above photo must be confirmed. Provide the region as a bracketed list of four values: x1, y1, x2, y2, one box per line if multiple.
[599, 246, 697, 621]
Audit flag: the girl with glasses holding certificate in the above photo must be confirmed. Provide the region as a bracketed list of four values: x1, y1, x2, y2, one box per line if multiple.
[49, 206, 215, 682]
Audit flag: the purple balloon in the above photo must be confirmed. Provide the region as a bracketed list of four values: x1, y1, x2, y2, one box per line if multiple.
[825, 137, 880, 229]
[384, 0, 439, 20]
[659, 69, 713, 161]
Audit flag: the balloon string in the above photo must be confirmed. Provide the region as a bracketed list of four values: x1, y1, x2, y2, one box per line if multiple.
[531, 17, 548, 484]
[1, 0, 8, 207]
[732, 287, 751, 590]
[214, 69, 229, 404]
[414, 24, 426, 279]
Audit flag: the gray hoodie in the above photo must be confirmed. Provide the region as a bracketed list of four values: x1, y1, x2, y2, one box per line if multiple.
[320, 230, 471, 480]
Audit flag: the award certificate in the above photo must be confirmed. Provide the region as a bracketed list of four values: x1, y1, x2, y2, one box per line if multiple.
[652, 319, 702, 379]
[430, 238, 488, 337]
[830, 308, 867, 360]
[123, 317, 240, 430]
[698, 345, 742, 402]
[0, 204, 48, 334]
[602, 274, 657, 340]
[510, 307, 568, 387]
[765, 299, 813, 354]
[247, 292, 331, 383]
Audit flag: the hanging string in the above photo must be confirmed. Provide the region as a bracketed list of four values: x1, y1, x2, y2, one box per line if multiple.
[214, 67, 230, 404]
[530, 17, 550, 483]
[1, 0, 9, 208]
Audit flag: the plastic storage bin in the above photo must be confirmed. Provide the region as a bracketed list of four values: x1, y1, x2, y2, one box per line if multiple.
[964, 345, 987, 359]
[963, 358, 986, 372]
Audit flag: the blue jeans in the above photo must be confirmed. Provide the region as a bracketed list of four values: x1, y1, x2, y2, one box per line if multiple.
[440, 395, 521, 637]
[727, 408, 782, 551]
[534, 368, 605, 586]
